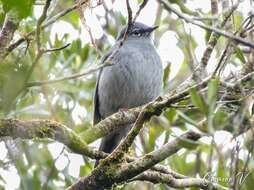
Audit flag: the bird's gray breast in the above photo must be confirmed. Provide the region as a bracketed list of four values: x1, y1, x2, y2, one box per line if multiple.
[98, 39, 163, 118]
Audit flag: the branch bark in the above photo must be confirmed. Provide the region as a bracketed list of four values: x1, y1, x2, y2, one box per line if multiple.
[132, 171, 229, 190]
[0, 9, 20, 58]
[67, 131, 202, 190]
[81, 76, 211, 144]
[0, 119, 105, 159]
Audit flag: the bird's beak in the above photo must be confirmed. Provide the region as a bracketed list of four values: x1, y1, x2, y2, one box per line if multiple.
[145, 25, 159, 33]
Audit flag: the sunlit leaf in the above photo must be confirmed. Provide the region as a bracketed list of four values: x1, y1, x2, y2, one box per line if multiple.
[235, 47, 246, 64]
[178, 137, 200, 150]
[163, 63, 171, 88]
[190, 87, 208, 115]
[1, 0, 35, 18]
[207, 78, 219, 112]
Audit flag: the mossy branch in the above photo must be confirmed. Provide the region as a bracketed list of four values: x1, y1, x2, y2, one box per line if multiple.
[0, 119, 106, 159]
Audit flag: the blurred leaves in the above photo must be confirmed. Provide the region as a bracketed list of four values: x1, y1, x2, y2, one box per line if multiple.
[190, 87, 208, 115]
[178, 137, 200, 150]
[235, 47, 246, 64]
[0, 63, 29, 112]
[0, 0, 35, 18]
[163, 63, 170, 88]
[207, 78, 219, 124]
[168, 0, 198, 16]
[0, 0, 253, 190]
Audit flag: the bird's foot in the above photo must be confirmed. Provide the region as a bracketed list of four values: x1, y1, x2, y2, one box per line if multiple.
[119, 108, 129, 113]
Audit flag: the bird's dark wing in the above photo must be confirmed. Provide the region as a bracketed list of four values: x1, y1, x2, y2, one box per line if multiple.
[93, 72, 102, 125]
[93, 49, 115, 167]
[93, 50, 113, 125]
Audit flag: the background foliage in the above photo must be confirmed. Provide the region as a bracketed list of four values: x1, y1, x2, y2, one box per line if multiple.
[0, 0, 253, 190]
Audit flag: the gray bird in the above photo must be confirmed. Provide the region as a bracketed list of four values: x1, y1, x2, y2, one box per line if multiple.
[94, 22, 163, 166]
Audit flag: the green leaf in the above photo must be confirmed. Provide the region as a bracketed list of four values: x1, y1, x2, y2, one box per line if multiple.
[213, 110, 228, 129]
[81, 44, 90, 62]
[176, 110, 198, 127]
[164, 108, 177, 123]
[163, 63, 171, 88]
[148, 126, 156, 151]
[190, 87, 208, 115]
[207, 78, 219, 110]
[79, 165, 91, 177]
[1, 0, 35, 19]
[0, 63, 29, 112]
[178, 136, 200, 150]
[233, 11, 243, 31]
[235, 47, 246, 64]
[169, 0, 198, 16]
[0, 7, 5, 25]
[207, 79, 219, 103]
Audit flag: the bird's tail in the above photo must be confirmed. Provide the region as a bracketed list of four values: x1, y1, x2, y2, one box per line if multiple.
[94, 124, 131, 167]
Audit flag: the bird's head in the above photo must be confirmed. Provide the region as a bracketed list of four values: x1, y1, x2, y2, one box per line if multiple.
[117, 22, 158, 41]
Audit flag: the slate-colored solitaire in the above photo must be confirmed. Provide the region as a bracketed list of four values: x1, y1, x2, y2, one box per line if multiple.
[94, 22, 163, 165]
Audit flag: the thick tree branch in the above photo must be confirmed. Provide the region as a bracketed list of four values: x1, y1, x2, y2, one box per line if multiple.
[81, 76, 211, 144]
[67, 76, 211, 190]
[81, 109, 140, 144]
[0, 119, 105, 159]
[0, 9, 20, 58]
[0, 76, 213, 190]
[0, 119, 203, 190]
[67, 131, 202, 190]
[0, 118, 199, 188]
[114, 131, 202, 182]
[2, 71, 247, 190]
[131, 171, 229, 190]
[2, 72, 250, 159]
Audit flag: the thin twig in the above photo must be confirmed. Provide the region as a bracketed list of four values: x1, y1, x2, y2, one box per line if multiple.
[22, 0, 53, 88]
[76, 0, 98, 52]
[6, 0, 89, 55]
[104, 0, 149, 72]
[121, 0, 133, 44]
[131, 171, 229, 190]
[210, 0, 219, 26]
[26, 63, 112, 87]
[214, 15, 254, 76]
[122, 0, 149, 44]
[36, 0, 52, 52]
[133, 0, 149, 22]
[44, 43, 71, 53]
[158, 0, 254, 49]
[42, 147, 66, 190]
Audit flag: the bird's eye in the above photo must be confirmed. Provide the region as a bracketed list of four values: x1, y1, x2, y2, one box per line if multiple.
[132, 30, 141, 36]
